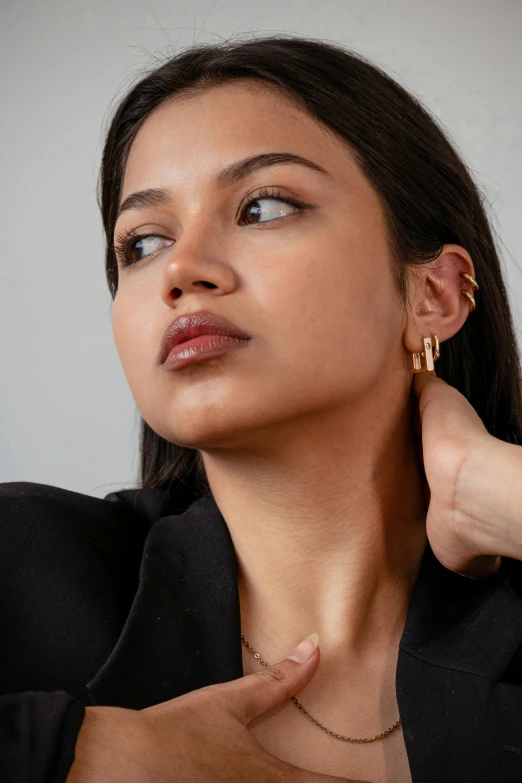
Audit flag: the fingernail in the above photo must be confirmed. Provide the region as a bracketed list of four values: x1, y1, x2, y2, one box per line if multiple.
[286, 632, 319, 662]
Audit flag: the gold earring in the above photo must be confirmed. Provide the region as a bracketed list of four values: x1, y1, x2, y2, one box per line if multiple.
[412, 334, 440, 374]
[460, 271, 479, 313]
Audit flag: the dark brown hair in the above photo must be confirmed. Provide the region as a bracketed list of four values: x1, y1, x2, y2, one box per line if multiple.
[98, 34, 522, 501]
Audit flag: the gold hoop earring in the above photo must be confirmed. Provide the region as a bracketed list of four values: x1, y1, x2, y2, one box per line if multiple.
[412, 334, 440, 374]
[460, 271, 478, 313]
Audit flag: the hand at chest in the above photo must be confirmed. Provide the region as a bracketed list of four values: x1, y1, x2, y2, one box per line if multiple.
[241, 646, 413, 783]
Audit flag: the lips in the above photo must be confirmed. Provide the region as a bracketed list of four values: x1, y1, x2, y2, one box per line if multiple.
[160, 309, 252, 364]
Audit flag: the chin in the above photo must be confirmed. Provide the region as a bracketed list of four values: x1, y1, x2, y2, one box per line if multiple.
[152, 412, 281, 451]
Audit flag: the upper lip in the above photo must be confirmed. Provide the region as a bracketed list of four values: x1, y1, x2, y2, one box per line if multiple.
[160, 309, 252, 363]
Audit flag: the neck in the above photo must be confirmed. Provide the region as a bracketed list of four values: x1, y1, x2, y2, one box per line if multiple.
[201, 382, 428, 672]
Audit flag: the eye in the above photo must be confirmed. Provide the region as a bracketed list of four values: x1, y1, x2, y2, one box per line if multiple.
[114, 188, 311, 268]
[114, 230, 173, 267]
[238, 187, 310, 225]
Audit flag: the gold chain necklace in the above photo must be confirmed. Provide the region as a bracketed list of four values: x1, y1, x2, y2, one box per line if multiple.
[240, 634, 401, 743]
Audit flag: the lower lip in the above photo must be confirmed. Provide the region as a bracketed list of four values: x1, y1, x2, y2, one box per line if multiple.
[163, 334, 251, 370]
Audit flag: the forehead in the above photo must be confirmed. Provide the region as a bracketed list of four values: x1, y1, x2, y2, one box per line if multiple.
[120, 80, 357, 198]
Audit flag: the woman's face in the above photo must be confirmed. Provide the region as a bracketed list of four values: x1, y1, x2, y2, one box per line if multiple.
[111, 80, 409, 449]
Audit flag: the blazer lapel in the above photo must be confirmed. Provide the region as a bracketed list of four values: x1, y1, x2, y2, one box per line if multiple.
[397, 545, 522, 781]
[86, 494, 244, 709]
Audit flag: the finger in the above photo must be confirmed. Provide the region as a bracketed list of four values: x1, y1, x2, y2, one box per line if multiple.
[409, 382, 423, 438]
[413, 373, 490, 446]
[411, 369, 440, 400]
[222, 633, 321, 725]
[412, 372, 448, 427]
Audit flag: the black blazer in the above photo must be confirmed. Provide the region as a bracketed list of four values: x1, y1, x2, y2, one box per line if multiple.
[2, 480, 522, 783]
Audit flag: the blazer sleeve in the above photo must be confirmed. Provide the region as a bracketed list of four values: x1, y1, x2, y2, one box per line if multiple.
[0, 691, 85, 783]
[0, 480, 156, 783]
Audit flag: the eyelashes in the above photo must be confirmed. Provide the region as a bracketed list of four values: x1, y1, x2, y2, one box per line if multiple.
[113, 228, 167, 268]
[113, 186, 311, 268]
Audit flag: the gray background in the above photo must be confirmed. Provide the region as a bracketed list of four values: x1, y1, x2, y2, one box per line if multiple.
[1, 0, 521, 498]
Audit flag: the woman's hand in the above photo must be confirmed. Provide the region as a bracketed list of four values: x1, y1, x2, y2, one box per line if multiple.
[67, 636, 368, 783]
[412, 371, 522, 578]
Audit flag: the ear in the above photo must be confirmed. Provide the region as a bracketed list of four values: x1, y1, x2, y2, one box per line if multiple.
[402, 244, 476, 357]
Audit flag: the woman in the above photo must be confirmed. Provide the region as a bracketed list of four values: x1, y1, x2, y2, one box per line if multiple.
[2, 35, 522, 783]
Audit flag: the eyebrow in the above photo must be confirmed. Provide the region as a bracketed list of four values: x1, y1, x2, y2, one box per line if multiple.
[116, 152, 331, 219]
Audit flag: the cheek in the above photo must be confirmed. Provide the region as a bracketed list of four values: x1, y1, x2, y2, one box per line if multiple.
[259, 245, 393, 393]
[111, 296, 157, 399]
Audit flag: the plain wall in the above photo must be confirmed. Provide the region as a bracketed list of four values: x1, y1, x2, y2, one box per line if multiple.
[1, 0, 521, 497]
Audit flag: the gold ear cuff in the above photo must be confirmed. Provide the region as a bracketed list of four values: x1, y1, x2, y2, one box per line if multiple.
[460, 272, 479, 313]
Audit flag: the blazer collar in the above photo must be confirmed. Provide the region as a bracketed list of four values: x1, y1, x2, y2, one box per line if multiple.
[87, 491, 522, 708]
[399, 539, 522, 680]
[87, 493, 243, 707]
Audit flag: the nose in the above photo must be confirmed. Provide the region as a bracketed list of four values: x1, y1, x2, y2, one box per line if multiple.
[160, 231, 238, 306]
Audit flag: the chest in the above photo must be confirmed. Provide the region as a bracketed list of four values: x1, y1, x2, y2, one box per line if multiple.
[241, 641, 412, 783]
[247, 698, 412, 783]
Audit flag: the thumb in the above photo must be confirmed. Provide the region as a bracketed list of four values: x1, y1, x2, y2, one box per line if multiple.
[225, 632, 320, 725]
